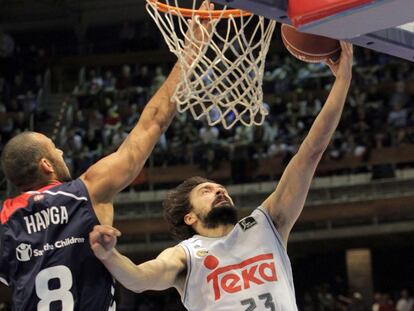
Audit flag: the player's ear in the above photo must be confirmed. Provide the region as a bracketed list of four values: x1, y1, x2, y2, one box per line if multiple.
[184, 212, 197, 226]
[39, 158, 54, 174]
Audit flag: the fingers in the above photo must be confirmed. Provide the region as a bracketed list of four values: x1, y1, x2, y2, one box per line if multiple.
[190, 1, 215, 33]
[89, 225, 120, 259]
[339, 41, 353, 58]
[104, 235, 114, 244]
[183, 1, 215, 65]
[340, 41, 353, 51]
[324, 58, 336, 70]
[90, 242, 106, 254]
[325, 58, 336, 66]
[199, 1, 214, 11]
[199, 0, 208, 10]
[89, 225, 121, 246]
[198, 1, 215, 26]
[325, 63, 337, 77]
[89, 229, 100, 244]
[90, 241, 111, 260]
[93, 225, 121, 237]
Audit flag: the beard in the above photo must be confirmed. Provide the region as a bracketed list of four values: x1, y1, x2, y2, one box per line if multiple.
[200, 196, 238, 229]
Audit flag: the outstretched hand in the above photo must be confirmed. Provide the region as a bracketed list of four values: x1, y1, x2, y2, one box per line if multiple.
[183, 1, 216, 64]
[325, 41, 353, 81]
[89, 225, 121, 260]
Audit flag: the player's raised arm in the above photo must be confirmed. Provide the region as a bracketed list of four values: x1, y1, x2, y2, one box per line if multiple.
[89, 225, 187, 292]
[80, 1, 215, 207]
[262, 42, 353, 245]
[80, 63, 180, 204]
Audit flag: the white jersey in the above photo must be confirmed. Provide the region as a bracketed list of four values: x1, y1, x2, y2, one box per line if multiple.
[179, 206, 298, 311]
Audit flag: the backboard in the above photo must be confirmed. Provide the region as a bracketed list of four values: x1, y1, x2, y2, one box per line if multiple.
[212, 0, 414, 62]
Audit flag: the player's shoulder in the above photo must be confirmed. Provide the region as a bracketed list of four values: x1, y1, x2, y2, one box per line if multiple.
[238, 207, 270, 229]
[44, 179, 90, 201]
[157, 245, 187, 269]
[179, 235, 198, 245]
[52, 178, 88, 193]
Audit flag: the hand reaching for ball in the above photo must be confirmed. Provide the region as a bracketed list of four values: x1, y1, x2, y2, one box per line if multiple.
[326, 41, 353, 81]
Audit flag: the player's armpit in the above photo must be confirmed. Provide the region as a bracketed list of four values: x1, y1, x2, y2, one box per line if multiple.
[261, 152, 320, 245]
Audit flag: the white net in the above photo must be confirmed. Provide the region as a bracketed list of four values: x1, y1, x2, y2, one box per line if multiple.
[146, 0, 276, 129]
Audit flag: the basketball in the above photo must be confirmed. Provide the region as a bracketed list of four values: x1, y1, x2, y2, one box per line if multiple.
[281, 24, 341, 63]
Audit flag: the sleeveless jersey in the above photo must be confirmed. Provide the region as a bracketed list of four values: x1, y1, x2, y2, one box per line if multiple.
[180, 206, 298, 311]
[0, 179, 116, 311]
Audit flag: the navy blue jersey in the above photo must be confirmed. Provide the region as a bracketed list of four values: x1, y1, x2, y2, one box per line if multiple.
[0, 179, 115, 311]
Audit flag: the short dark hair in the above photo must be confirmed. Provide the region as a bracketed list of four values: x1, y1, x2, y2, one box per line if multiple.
[163, 176, 213, 241]
[1, 132, 50, 191]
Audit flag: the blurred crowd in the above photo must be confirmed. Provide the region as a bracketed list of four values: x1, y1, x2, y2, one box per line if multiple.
[299, 287, 414, 311]
[2, 24, 414, 186]
[0, 34, 51, 188]
[1, 21, 163, 59]
[0, 58, 49, 161]
[56, 47, 414, 183]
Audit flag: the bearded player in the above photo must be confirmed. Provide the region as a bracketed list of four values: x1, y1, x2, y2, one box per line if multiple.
[90, 42, 353, 310]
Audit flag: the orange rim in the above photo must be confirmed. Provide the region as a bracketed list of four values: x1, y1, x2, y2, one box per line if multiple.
[147, 0, 252, 18]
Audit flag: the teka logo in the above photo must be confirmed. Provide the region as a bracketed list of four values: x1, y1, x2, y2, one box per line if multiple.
[16, 243, 32, 262]
[205, 253, 277, 300]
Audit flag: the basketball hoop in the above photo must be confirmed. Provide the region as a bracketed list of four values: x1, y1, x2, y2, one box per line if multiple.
[147, 0, 251, 18]
[146, 0, 276, 129]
